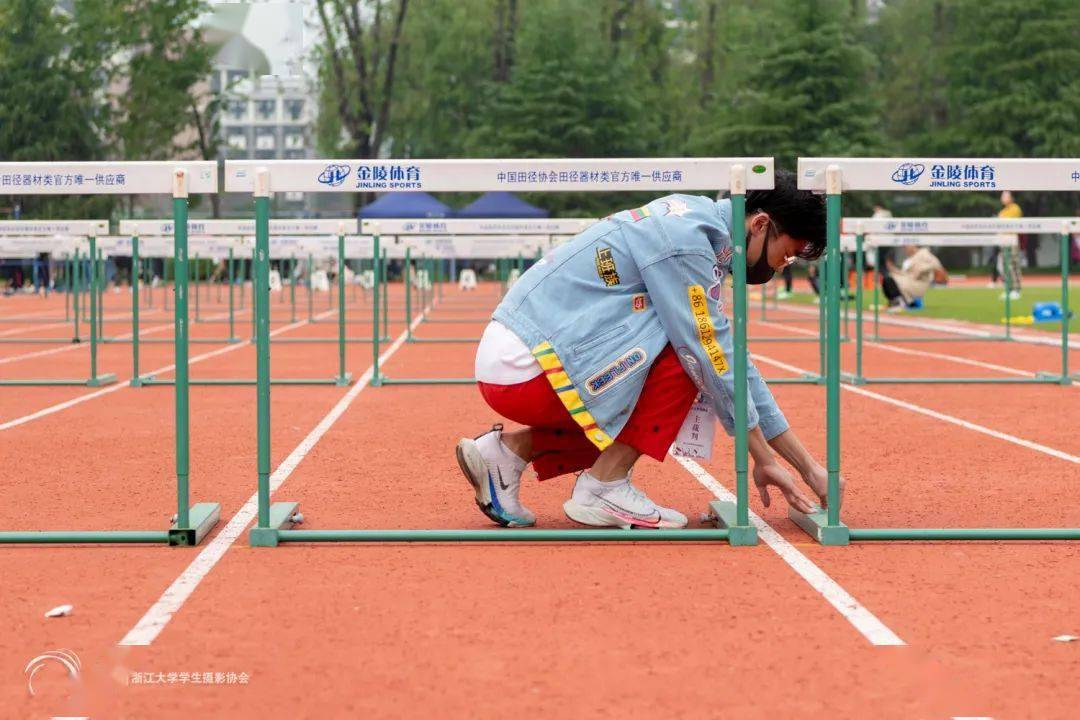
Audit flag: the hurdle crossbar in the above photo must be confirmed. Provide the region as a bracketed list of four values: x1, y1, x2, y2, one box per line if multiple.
[0, 161, 221, 546]
[790, 157, 1076, 546]
[227, 157, 775, 547]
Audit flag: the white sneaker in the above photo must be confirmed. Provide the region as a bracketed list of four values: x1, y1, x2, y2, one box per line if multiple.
[776, 290, 792, 300]
[455, 425, 535, 527]
[563, 472, 687, 529]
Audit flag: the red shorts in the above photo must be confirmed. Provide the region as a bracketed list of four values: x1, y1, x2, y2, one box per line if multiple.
[478, 344, 697, 480]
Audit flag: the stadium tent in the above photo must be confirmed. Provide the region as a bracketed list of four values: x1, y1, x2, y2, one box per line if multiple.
[358, 192, 452, 219]
[455, 191, 548, 218]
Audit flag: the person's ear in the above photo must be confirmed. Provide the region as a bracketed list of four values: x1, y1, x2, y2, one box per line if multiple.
[749, 212, 771, 234]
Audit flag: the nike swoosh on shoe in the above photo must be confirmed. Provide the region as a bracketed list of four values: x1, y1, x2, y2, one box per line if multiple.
[496, 466, 511, 491]
[594, 496, 662, 525]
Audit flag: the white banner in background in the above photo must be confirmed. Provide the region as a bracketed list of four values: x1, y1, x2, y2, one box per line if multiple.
[842, 216, 1079, 234]
[799, 157, 1080, 192]
[362, 218, 595, 235]
[225, 158, 775, 193]
[119, 218, 358, 236]
[0, 220, 108, 236]
[0, 161, 216, 195]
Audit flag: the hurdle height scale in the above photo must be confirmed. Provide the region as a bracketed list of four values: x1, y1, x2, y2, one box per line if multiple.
[790, 157, 1079, 545]
[0, 162, 220, 545]
[225, 157, 774, 546]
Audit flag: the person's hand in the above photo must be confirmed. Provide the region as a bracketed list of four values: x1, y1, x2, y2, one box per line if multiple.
[752, 461, 816, 514]
[799, 462, 844, 510]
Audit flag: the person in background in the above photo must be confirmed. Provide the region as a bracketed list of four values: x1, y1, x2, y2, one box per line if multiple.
[989, 191, 1022, 300]
[882, 244, 947, 312]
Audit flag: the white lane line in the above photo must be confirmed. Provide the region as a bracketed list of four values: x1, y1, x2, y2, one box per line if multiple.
[0, 310, 179, 366]
[757, 320, 1076, 385]
[675, 456, 905, 646]
[118, 310, 427, 647]
[0, 311, 332, 432]
[0, 309, 170, 337]
[773, 300, 1078, 349]
[753, 353, 1080, 465]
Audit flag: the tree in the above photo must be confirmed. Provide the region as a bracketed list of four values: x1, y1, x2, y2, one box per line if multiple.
[936, 0, 1080, 216]
[467, 0, 652, 215]
[694, 0, 883, 171]
[0, 0, 110, 218]
[388, 0, 494, 158]
[314, 0, 411, 159]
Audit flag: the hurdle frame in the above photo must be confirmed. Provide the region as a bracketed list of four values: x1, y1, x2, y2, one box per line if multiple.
[0, 221, 107, 343]
[842, 221, 1075, 384]
[225, 157, 776, 547]
[0, 221, 116, 387]
[0, 161, 221, 545]
[113, 219, 355, 387]
[789, 157, 1079, 545]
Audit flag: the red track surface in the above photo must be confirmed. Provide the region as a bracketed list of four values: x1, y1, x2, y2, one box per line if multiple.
[1, 283, 1078, 719]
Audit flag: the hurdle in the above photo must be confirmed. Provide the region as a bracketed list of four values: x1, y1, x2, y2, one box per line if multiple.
[395, 234, 551, 345]
[109, 219, 354, 387]
[0, 225, 93, 342]
[0, 221, 116, 386]
[225, 157, 773, 546]
[365, 217, 595, 333]
[842, 222, 1074, 384]
[0, 161, 220, 545]
[789, 157, 1079, 545]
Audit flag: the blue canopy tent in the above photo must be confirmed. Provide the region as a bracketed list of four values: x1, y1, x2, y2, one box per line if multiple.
[455, 191, 549, 218]
[358, 191, 452, 218]
[358, 192, 452, 285]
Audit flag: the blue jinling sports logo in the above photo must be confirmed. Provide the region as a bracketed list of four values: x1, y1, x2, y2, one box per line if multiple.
[891, 163, 925, 186]
[318, 164, 351, 188]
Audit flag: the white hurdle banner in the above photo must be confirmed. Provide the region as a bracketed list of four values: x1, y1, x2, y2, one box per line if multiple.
[839, 233, 1018, 250]
[119, 218, 358, 236]
[0, 235, 81, 257]
[0, 220, 109, 236]
[843, 216, 1079, 234]
[0, 161, 216, 195]
[97, 235, 247, 258]
[225, 158, 775, 193]
[799, 157, 1080, 192]
[361, 218, 595, 235]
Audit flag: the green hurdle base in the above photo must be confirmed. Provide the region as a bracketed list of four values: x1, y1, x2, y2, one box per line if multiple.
[270, 336, 389, 344]
[103, 337, 241, 345]
[841, 371, 1069, 386]
[790, 507, 1080, 545]
[0, 338, 79, 344]
[0, 373, 117, 388]
[372, 373, 477, 386]
[135, 374, 351, 387]
[869, 334, 1011, 343]
[168, 502, 222, 546]
[705, 500, 758, 545]
[0, 501, 219, 546]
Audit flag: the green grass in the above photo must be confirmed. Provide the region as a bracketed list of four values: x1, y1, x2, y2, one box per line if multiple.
[774, 283, 1078, 334]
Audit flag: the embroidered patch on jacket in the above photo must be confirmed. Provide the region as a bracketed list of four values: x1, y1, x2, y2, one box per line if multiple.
[531, 341, 613, 451]
[708, 264, 725, 312]
[627, 206, 652, 222]
[631, 293, 647, 312]
[595, 247, 620, 287]
[688, 285, 729, 376]
[585, 347, 647, 396]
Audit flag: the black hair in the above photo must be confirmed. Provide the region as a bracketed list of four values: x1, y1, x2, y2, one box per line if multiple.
[745, 169, 826, 260]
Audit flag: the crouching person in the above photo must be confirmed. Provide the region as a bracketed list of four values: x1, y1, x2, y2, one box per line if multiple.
[457, 171, 837, 529]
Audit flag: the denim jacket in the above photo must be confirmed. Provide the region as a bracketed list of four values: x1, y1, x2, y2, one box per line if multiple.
[492, 194, 788, 452]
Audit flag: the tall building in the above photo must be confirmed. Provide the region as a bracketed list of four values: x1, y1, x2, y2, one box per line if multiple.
[202, 4, 322, 214]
